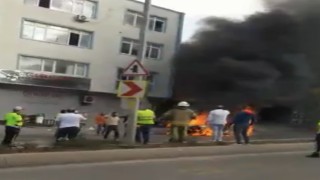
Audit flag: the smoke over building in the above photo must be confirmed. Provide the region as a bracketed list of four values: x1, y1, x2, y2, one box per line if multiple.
[173, 0, 320, 111]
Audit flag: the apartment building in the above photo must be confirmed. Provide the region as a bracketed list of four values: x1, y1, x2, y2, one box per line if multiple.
[0, 0, 184, 119]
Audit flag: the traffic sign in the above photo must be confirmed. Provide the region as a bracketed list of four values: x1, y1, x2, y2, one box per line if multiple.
[122, 60, 149, 76]
[121, 98, 137, 110]
[118, 80, 147, 98]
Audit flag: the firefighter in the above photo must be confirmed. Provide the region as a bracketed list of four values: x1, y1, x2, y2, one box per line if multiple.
[135, 108, 155, 145]
[306, 121, 320, 158]
[163, 101, 196, 143]
[1, 106, 24, 146]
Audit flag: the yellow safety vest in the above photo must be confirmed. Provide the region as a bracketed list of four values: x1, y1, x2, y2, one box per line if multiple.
[5, 112, 23, 127]
[137, 109, 155, 125]
[317, 121, 320, 134]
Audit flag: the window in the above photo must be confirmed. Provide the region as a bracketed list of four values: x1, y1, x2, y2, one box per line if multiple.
[124, 10, 144, 27]
[51, 0, 73, 12]
[22, 22, 47, 41]
[45, 26, 69, 44]
[55, 61, 75, 75]
[22, 20, 93, 48]
[80, 32, 92, 48]
[146, 43, 163, 60]
[75, 63, 87, 76]
[83, 1, 97, 19]
[19, 56, 89, 77]
[149, 16, 166, 32]
[19, 56, 42, 71]
[115, 68, 134, 89]
[146, 72, 157, 91]
[120, 38, 140, 56]
[24, 0, 97, 19]
[24, 0, 39, 6]
[120, 38, 164, 59]
[69, 32, 80, 46]
[43, 59, 54, 72]
[39, 0, 50, 8]
[124, 11, 167, 33]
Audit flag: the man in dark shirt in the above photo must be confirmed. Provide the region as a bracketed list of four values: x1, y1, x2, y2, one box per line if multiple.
[232, 106, 256, 144]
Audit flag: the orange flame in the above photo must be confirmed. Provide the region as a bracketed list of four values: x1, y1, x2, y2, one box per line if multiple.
[188, 113, 213, 136]
[166, 112, 255, 137]
[247, 125, 254, 136]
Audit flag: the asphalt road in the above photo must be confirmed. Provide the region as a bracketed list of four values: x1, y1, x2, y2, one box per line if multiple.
[0, 148, 318, 180]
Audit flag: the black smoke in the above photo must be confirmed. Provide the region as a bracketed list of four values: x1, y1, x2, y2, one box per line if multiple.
[173, 0, 320, 107]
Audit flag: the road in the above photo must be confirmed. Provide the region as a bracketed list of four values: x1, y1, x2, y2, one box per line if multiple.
[0, 146, 318, 180]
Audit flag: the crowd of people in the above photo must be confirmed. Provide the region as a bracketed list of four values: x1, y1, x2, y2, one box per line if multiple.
[1, 103, 320, 159]
[0, 103, 260, 146]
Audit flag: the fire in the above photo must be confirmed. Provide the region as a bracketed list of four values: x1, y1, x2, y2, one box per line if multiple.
[165, 112, 255, 137]
[165, 113, 213, 136]
[188, 113, 213, 136]
[247, 125, 254, 136]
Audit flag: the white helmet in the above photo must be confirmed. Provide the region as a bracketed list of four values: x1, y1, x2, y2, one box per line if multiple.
[14, 106, 23, 111]
[177, 101, 190, 107]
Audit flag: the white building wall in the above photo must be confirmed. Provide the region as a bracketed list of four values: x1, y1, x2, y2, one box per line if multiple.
[0, 0, 184, 118]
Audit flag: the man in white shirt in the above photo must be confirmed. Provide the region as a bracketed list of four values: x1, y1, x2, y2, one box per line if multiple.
[56, 109, 86, 142]
[54, 109, 66, 139]
[207, 105, 230, 142]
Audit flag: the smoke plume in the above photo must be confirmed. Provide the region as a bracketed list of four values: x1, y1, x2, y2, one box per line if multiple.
[173, 0, 320, 107]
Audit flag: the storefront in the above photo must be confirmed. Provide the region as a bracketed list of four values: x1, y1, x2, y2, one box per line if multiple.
[0, 69, 121, 120]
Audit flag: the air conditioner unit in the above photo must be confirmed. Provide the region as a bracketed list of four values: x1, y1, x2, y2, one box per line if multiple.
[75, 15, 89, 22]
[82, 95, 94, 104]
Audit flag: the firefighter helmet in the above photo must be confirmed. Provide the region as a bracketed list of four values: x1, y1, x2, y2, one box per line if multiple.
[177, 101, 190, 107]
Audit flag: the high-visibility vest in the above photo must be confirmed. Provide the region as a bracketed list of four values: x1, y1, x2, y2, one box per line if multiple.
[317, 121, 320, 134]
[5, 112, 23, 127]
[137, 109, 155, 125]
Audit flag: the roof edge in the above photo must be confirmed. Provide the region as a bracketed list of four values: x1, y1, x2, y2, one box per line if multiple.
[127, 0, 185, 15]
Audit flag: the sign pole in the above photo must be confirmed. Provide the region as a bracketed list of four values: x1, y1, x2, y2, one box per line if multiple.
[124, 0, 152, 145]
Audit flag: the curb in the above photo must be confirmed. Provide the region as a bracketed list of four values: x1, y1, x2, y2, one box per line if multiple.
[250, 138, 313, 144]
[0, 142, 313, 169]
[144, 138, 314, 147]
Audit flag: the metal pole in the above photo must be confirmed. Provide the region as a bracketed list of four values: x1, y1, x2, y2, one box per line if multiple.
[125, 0, 152, 145]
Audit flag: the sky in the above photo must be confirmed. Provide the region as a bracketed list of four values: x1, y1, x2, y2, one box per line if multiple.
[138, 0, 265, 41]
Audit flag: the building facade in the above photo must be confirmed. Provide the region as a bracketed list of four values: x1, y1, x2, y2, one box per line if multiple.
[0, 0, 184, 119]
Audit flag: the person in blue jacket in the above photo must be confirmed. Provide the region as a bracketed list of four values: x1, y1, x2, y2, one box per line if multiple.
[232, 106, 256, 144]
